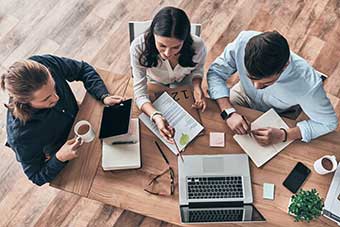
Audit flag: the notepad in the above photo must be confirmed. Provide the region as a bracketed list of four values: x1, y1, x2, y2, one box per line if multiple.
[263, 183, 275, 200]
[233, 109, 293, 167]
[101, 118, 141, 171]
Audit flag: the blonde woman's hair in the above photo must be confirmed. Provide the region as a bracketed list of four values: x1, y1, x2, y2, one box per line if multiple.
[1, 60, 50, 122]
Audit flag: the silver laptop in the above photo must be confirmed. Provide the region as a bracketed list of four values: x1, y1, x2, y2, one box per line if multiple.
[178, 154, 265, 224]
[323, 162, 340, 225]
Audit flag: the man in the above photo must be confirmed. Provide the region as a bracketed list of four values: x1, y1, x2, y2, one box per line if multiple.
[1, 54, 123, 186]
[207, 31, 338, 145]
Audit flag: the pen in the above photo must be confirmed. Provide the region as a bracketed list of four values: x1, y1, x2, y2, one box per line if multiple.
[173, 138, 184, 162]
[112, 140, 137, 145]
[242, 115, 252, 138]
[154, 141, 170, 165]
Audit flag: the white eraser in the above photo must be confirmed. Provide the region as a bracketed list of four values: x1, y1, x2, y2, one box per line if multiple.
[209, 132, 225, 147]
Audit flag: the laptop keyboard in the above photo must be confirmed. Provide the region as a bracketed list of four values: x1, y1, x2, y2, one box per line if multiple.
[187, 176, 244, 200]
[188, 208, 244, 222]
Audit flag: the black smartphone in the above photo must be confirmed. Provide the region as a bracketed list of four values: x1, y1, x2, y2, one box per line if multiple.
[282, 162, 311, 193]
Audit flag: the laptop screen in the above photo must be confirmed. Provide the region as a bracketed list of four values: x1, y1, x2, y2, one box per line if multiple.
[180, 204, 265, 223]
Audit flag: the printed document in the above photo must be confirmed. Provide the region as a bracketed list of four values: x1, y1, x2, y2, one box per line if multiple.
[139, 92, 204, 155]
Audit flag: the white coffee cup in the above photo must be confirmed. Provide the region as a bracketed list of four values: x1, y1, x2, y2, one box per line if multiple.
[313, 155, 337, 175]
[74, 120, 95, 143]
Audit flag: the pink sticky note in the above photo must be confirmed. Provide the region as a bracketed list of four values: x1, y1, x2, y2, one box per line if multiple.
[209, 132, 225, 147]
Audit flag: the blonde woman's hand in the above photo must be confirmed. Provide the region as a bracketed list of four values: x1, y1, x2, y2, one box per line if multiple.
[103, 95, 125, 106]
[56, 137, 83, 162]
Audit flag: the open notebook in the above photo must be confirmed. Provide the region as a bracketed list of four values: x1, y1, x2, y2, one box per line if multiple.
[233, 109, 293, 167]
[102, 118, 141, 171]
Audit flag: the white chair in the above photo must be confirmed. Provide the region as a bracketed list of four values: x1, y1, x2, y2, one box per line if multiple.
[128, 20, 201, 43]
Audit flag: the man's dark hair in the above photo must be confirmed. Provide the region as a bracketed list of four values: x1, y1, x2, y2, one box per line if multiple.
[244, 31, 290, 79]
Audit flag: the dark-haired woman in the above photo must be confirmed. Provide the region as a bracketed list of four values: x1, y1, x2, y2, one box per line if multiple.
[130, 7, 207, 143]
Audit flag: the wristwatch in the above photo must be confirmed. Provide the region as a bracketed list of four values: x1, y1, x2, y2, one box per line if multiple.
[220, 108, 236, 120]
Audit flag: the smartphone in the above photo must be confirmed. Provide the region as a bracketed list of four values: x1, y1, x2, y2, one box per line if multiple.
[282, 162, 311, 193]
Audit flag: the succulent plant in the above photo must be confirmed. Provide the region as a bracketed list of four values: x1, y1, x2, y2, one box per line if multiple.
[288, 189, 324, 223]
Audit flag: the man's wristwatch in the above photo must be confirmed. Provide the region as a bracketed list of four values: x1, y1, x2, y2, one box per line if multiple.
[220, 108, 236, 121]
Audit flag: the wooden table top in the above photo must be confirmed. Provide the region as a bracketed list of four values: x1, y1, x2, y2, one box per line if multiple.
[51, 70, 339, 227]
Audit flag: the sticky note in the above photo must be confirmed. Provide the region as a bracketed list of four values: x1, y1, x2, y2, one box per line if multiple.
[263, 183, 275, 200]
[209, 132, 225, 147]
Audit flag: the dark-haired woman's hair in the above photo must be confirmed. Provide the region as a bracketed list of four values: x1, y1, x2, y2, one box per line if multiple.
[1, 60, 50, 122]
[244, 31, 290, 79]
[139, 6, 196, 68]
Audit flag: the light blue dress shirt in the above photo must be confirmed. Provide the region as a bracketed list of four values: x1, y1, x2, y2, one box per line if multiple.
[207, 31, 338, 142]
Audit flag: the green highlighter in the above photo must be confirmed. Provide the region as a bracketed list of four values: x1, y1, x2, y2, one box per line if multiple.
[263, 183, 275, 200]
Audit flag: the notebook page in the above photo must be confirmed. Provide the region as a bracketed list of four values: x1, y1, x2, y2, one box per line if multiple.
[233, 108, 292, 167]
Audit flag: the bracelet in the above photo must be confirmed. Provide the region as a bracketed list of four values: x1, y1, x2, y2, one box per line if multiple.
[100, 93, 110, 104]
[150, 111, 163, 122]
[280, 128, 288, 142]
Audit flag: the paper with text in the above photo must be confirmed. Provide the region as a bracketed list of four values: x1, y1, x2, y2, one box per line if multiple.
[139, 92, 204, 155]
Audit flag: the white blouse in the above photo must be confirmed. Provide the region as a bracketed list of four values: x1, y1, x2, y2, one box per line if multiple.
[130, 34, 207, 108]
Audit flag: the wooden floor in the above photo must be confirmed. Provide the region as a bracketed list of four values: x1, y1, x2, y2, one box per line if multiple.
[1, 0, 340, 226]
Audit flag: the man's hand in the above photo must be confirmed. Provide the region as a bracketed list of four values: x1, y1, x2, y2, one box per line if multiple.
[226, 113, 250, 135]
[103, 95, 124, 106]
[153, 115, 175, 143]
[56, 137, 83, 162]
[192, 87, 207, 112]
[252, 127, 285, 146]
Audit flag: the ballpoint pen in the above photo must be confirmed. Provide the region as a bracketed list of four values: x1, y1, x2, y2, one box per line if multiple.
[173, 136, 184, 162]
[154, 141, 170, 165]
[242, 115, 252, 138]
[112, 140, 137, 145]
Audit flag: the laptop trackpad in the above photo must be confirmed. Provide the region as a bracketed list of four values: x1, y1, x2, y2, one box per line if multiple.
[203, 157, 224, 173]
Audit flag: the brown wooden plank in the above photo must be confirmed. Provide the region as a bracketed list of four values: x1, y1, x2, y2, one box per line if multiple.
[113, 210, 145, 227]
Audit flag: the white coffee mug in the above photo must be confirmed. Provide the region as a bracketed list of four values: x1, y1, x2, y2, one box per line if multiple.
[74, 120, 95, 143]
[313, 155, 337, 175]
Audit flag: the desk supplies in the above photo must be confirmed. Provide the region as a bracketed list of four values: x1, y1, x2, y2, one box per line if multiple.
[263, 183, 275, 200]
[139, 92, 204, 156]
[233, 108, 293, 167]
[101, 118, 141, 171]
[209, 132, 225, 147]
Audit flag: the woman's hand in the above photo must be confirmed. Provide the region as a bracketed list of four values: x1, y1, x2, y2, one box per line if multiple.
[192, 86, 207, 112]
[56, 137, 83, 162]
[153, 115, 175, 143]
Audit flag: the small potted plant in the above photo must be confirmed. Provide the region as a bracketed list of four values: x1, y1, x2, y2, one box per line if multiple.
[288, 188, 324, 222]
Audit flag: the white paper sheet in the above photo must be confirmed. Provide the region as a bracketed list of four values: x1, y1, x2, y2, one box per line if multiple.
[139, 92, 204, 155]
